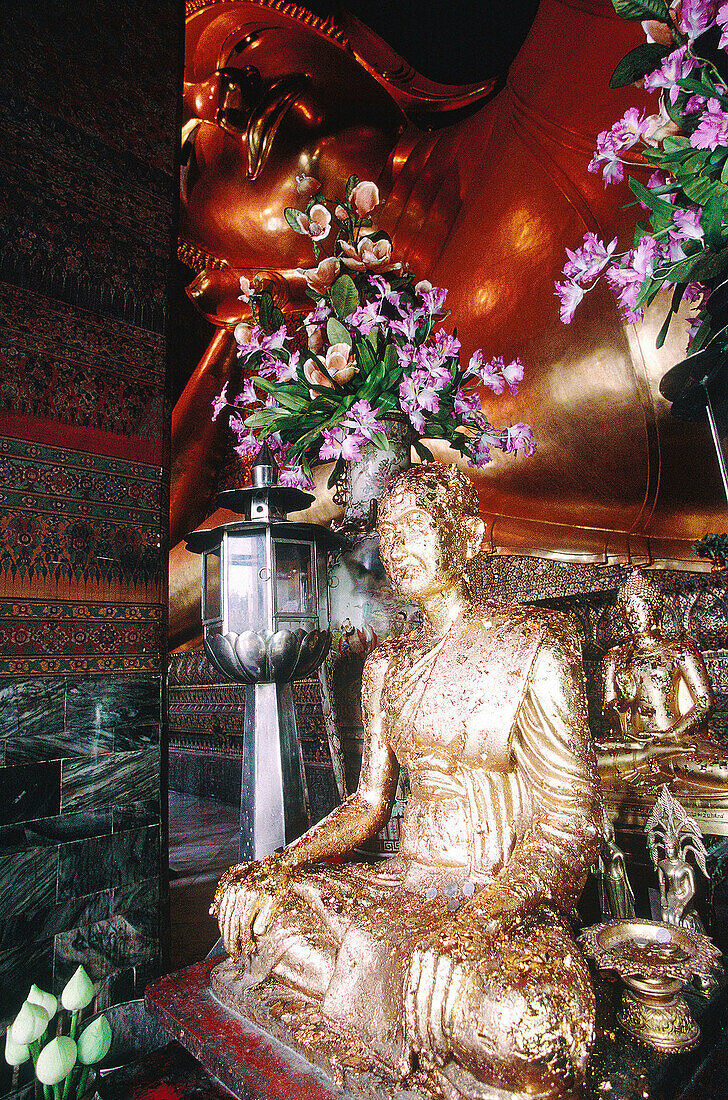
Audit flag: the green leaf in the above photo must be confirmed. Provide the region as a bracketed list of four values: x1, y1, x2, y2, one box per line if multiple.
[721, 159, 728, 185]
[611, 0, 670, 21]
[306, 191, 326, 213]
[251, 379, 308, 412]
[662, 135, 693, 154]
[413, 439, 434, 462]
[330, 274, 359, 320]
[258, 291, 274, 332]
[670, 281, 687, 312]
[270, 306, 285, 331]
[635, 275, 665, 310]
[655, 308, 676, 349]
[627, 176, 677, 217]
[345, 175, 359, 200]
[674, 148, 711, 176]
[645, 143, 694, 168]
[354, 337, 376, 378]
[658, 246, 728, 284]
[284, 207, 309, 235]
[383, 343, 399, 374]
[681, 174, 728, 205]
[327, 456, 346, 489]
[610, 42, 670, 87]
[326, 317, 352, 347]
[701, 194, 726, 249]
[245, 409, 286, 429]
[369, 430, 390, 451]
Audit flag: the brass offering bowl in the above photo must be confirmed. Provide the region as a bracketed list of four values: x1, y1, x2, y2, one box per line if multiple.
[579, 919, 721, 1054]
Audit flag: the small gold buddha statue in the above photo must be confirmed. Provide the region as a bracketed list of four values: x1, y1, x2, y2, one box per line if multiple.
[598, 571, 728, 794]
[212, 464, 603, 1099]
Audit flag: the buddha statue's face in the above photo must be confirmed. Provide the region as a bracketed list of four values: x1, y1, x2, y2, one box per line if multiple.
[620, 593, 660, 638]
[378, 489, 471, 604]
[181, 15, 406, 268]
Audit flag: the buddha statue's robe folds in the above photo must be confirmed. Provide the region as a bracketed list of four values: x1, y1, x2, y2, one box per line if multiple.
[215, 595, 603, 1098]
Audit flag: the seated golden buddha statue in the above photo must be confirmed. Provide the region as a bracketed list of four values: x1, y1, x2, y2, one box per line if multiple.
[598, 571, 728, 794]
[213, 464, 603, 1099]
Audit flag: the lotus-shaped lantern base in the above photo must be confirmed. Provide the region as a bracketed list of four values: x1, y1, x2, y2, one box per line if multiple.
[579, 919, 722, 1054]
[203, 629, 331, 861]
[204, 628, 331, 684]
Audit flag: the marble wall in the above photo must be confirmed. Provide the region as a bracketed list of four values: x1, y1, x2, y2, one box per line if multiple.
[0, 674, 162, 1004]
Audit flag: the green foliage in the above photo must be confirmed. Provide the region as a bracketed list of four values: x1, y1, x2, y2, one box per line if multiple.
[610, 42, 671, 87]
[693, 532, 728, 562]
[611, 0, 670, 21]
[330, 274, 359, 320]
[284, 207, 309, 234]
[326, 317, 352, 347]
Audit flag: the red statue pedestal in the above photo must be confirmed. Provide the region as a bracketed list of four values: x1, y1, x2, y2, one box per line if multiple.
[144, 959, 342, 1100]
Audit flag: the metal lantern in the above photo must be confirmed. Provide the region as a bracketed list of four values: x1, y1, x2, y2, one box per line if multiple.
[186, 444, 339, 861]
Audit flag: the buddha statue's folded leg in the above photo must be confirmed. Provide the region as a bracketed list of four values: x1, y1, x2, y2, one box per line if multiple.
[216, 861, 407, 1000]
[410, 907, 595, 1099]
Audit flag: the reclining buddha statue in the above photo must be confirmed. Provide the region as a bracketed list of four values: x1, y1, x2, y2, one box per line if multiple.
[171, 0, 727, 640]
[213, 464, 603, 1099]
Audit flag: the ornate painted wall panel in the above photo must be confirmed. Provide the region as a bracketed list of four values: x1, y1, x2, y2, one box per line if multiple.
[0, 0, 180, 1062]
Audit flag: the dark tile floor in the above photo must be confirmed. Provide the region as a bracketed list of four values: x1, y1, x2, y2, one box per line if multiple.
[168, 792, 238, 971]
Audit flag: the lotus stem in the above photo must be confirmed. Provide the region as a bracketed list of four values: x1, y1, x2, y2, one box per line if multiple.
[76, 1066, 90, 1100]
[61, 1064, 74, 1100]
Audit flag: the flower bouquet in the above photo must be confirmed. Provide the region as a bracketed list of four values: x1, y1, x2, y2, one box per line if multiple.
[5, 967, 111, 1100]
[556, 0, 728, 354]
[213, 175, 534, 490]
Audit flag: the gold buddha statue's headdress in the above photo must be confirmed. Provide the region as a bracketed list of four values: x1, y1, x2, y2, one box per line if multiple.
[617, 569, 661, 611]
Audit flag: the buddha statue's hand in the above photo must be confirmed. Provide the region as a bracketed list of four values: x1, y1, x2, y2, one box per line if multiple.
[405, 890, 527, 1065]
[211, 851, 294, 961]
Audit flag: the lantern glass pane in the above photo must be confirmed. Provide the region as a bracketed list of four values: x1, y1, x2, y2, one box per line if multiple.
[227, 533, 269, 632]
[274, 541, 314, 616]
[204, 548, 221, 622]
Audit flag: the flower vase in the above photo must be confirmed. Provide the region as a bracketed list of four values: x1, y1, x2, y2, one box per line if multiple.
[321, 413, 417, 854]
[334, 412, 413, 535]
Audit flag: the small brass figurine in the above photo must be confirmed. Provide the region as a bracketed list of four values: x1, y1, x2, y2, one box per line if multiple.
[598, 571, 728, 794]
[212, 464, 603, 1099]
[597, 810, 636, 921]
[646, 786, 709, 934]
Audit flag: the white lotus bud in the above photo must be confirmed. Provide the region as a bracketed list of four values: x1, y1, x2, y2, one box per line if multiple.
[4, 1031, 30, 1067]
[11, 1003, 49, 1045]
[61, 966, 93, 1011]
[77, 1016, 112, 1066]
[35, 1037, 77, 1086]
[27, 985, 58, 1021]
